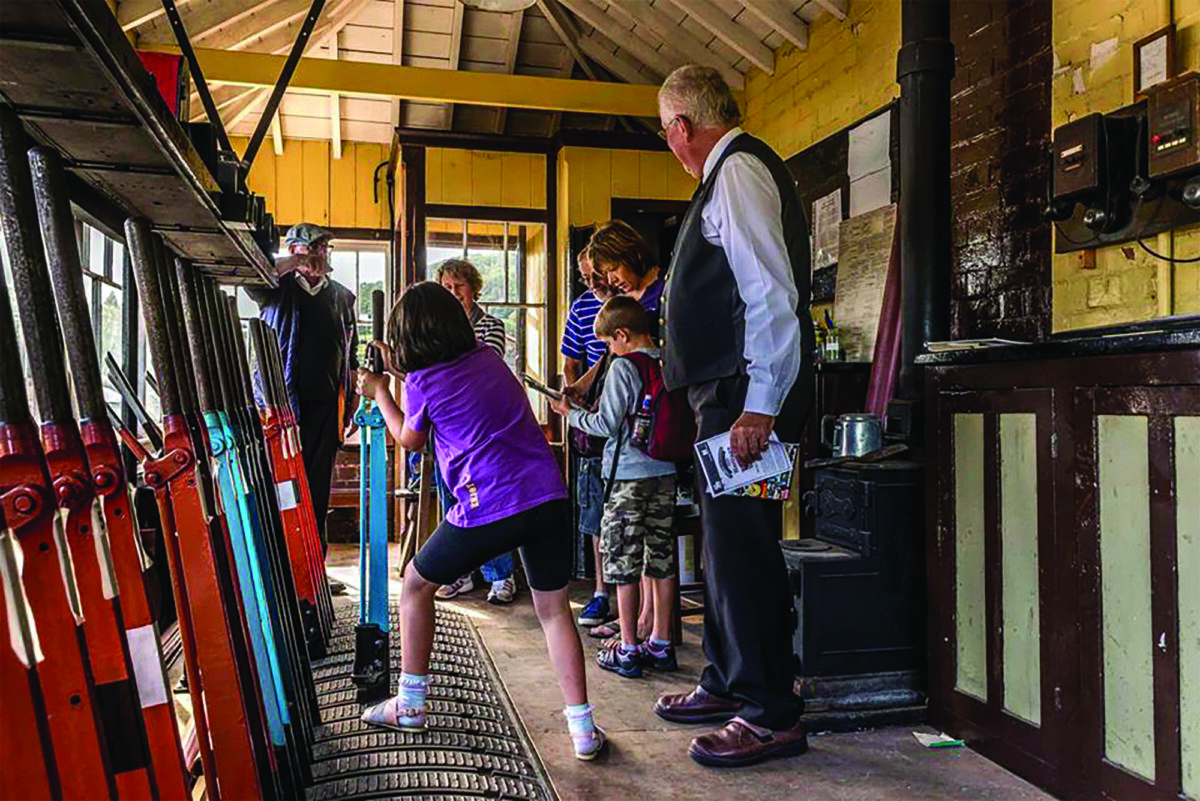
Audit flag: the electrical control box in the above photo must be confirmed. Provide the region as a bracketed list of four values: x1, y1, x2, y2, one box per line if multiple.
[1053, 113, 1104, 200]
[1148, 74, 1199, 178]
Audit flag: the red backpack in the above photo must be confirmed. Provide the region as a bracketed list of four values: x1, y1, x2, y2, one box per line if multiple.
[618, 351, 696, 463]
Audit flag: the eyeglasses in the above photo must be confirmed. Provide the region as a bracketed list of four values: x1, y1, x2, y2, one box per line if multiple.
[657, 116, 685, 141]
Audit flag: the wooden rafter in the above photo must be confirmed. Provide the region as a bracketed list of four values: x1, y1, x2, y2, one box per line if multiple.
[271, 111, 284, 155]
[738, 0, 808, 50]
[535, 0, 600, 82]
[194, 1, 308, 50]
[439, 0, 466, 131]
[609, 0, 742, 90]
[119, 0, 192, 32]
[671, 0, 773, 75]
[558, 0, 671, 79]
[330, 33, 342, 158]
[813, 0, 847, 22]
[493, 9, 525, 134]
[577, 33, 655, 85]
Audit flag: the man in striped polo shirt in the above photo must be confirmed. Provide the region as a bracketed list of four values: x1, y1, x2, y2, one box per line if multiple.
[562, 246, 618, 627]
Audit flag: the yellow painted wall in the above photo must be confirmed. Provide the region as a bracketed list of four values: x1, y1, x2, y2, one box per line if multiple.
[235, 136, 392, 230]
[1051, 0, 1200, 330]
[425, 149, 547, 209]
[742, 0, 900, 159]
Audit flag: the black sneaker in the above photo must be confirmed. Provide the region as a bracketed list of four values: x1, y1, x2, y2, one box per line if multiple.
[642, 641, 679, 672]
[596, 641, 642, 678]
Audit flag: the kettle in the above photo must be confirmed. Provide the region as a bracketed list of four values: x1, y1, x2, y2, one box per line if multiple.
[821, 413, 884, 458]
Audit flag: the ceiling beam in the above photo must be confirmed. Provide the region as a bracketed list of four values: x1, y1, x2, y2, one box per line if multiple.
[119, 0, 192, 32]
[812, 0, 847, 21]
[672, 0, 773, 75]
[536, 0, 600, 81]
[577, 33, 655, 85]
[494, 9, 525, 134]
[557, 0, 671, 79]
[609, 0, 742, 90]
[738, 0, 808, 51]
[271, 112, 284, 155]
[142, 43, 669, 115]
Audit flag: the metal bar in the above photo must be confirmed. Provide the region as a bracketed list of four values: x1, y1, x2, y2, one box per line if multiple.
[242, 0, 327, 172]
[105, 353, 164, 452]
[157, 0, 233, 153]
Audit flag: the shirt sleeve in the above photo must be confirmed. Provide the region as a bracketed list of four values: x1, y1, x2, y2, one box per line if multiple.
[567, 357, 638, 438]
[702, 152, 802, 417]
[560, 301, 585, 360]
[476, 314, 507, 358]
[403, 379, 430, 433]
[244, 283, 278, 305]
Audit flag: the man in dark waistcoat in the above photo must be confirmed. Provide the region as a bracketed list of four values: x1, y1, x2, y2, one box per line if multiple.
[652, 65, 817, 768]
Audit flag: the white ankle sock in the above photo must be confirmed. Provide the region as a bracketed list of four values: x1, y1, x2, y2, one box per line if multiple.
[399, 673, 428, 710]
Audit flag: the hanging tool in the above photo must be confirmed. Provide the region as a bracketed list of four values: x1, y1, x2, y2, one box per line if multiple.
[30, 144, 193, 800]
[127, 217, 268, 801]
[352, 290, 390, 701]
[1, 103, 118, 801]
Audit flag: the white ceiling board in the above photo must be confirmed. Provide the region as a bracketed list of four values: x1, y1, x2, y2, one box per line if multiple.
[407, 3, 455, 32]
[463, 8, 518, 39]
[404, 30, 454, 59]
[341, 119, 394, 141]
[353, 0, 396, 28]
[461, 36, 510, 64]
[404, 54, 451, 68]
[341, 24, 392, 53]
[578, 32, 657, 84]
[517, 40, 566, 69]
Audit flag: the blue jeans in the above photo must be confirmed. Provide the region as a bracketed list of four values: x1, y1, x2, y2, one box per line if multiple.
[576, 457, 604, 537]
[433, 461, 514, 582]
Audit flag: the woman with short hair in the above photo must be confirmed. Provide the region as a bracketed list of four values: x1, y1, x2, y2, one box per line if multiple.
[587, 220, 665, 340]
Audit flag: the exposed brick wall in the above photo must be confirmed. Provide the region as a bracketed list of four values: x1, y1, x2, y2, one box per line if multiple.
[949, 0, 1053, 342]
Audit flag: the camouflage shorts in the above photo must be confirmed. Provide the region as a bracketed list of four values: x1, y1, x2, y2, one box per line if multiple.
[599, 475, 677, 585]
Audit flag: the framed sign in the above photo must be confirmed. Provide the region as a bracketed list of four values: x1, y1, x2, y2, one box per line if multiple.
[1134, 24, 1175, 99]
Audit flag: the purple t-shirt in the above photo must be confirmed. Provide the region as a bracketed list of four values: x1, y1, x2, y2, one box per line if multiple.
[403, 345, 566, 527]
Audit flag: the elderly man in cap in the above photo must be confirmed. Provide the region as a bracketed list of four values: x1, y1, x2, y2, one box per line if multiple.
[247, 223, 359, 593]
[653, 65, 816, 767]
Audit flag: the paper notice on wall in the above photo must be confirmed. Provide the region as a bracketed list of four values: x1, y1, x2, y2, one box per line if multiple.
[1140, 35, 1169, 90]
[835, 204, 897, 361]
[1090, 37, 1119, 72]
[848, 111, 890, 180]
[850, 168, 891, 217]
[1072, 67, 1087, 95]
[812, 189, 842, 270]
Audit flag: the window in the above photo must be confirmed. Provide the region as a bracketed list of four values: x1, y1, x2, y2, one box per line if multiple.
[427, 219, 549, 419]
[77, 222, 131, 412]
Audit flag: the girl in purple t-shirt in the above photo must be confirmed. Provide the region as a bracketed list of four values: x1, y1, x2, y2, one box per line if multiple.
[355, 282, 605, 761]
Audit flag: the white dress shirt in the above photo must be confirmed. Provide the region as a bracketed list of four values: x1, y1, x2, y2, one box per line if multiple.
[699, 127, 803, 417]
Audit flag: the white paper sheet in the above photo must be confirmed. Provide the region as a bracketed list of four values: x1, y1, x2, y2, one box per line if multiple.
[848, 110, 891, 181]
[850, 168, 891, 217]
[835, 204, 897, 361]
[812, 189, 842, 270]
[1140, 35, 1168, 90]
[695, 432, 796, 497]
[1090, 37, 1119, 72]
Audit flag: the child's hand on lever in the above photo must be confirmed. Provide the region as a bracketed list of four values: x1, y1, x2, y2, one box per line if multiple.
[356, 367, 390, 400]
[549, 395, 572, 417]
[368, 339, 403, 379]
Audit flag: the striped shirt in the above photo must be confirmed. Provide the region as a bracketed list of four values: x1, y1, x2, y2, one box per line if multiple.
[561, 290, 607, 369]
[469, 304, 507, 359]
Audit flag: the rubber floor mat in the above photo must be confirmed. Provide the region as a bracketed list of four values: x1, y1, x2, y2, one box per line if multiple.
[306, 599, 556, 801]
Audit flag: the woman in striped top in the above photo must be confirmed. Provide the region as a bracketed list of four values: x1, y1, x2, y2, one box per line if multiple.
[433, 258, 518, 604]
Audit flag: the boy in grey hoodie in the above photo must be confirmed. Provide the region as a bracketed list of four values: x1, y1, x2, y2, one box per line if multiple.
[552, 296, 677, 679]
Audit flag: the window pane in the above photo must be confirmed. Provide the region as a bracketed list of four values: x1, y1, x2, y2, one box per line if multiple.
[111, 242, 124, 287]
[427, 246, 462, 273]
[98, 283, 122, 365]
[88, 226, 106, 275]
[235, 287, 258, 320]
[330, 250, 356, 294]
[485, 305, 519, 372]
[470, 249, 506, 303]
[356, 323, 372, 366]
[358, 251, 385, 321]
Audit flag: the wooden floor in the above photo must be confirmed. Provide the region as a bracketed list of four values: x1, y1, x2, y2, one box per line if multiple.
[326, 543, 1053, 801]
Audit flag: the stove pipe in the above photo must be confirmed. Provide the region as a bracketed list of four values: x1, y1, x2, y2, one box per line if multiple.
[896, 0, 955, 399]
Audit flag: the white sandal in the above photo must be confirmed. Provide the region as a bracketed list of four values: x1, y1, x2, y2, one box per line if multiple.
[361, 695, 427, 733]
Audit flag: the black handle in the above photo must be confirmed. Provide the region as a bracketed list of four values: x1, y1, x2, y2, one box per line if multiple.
[215, 292, 247, 408]
[191, 275, 226, 416]
[200, 278, 237, 415]
[224, 295, 255, 408]
[156, 239, 196, 416]
[176, 260, 218, 414]
[248, 319, 272, 409]
[371, 289, 384, 374]
[126, 218, 181, 418]
[28, 146, 108, 423]
[104, 352, 164, 452]
[0, 237, 32, 426]
[0, 106, 73, 426]
[264, 326, 288, 407]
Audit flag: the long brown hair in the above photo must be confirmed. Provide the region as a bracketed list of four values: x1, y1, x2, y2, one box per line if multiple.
[387, 282, 477, 373]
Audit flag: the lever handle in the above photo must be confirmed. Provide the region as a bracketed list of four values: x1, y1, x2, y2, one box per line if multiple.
[126, 218, 181, 418]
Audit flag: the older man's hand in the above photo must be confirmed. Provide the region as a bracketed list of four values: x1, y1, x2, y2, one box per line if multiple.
[730, 411, 775, 467]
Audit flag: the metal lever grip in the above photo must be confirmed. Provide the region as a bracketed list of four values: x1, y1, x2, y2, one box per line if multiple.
[126, 218, 181, 418]
[28, 146, 108, 422]
[0, 106, 73, 425]
[176, 260, 218, 414]
[371, 289, 385, 374]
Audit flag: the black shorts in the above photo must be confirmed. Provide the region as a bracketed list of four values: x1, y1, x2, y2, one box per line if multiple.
[412, 499, 572, 592]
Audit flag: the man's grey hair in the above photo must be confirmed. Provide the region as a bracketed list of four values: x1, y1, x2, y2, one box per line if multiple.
[658, 65, 742, 129]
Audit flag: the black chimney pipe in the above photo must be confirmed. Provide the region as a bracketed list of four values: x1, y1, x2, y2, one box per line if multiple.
[897, 0, 954, 399]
